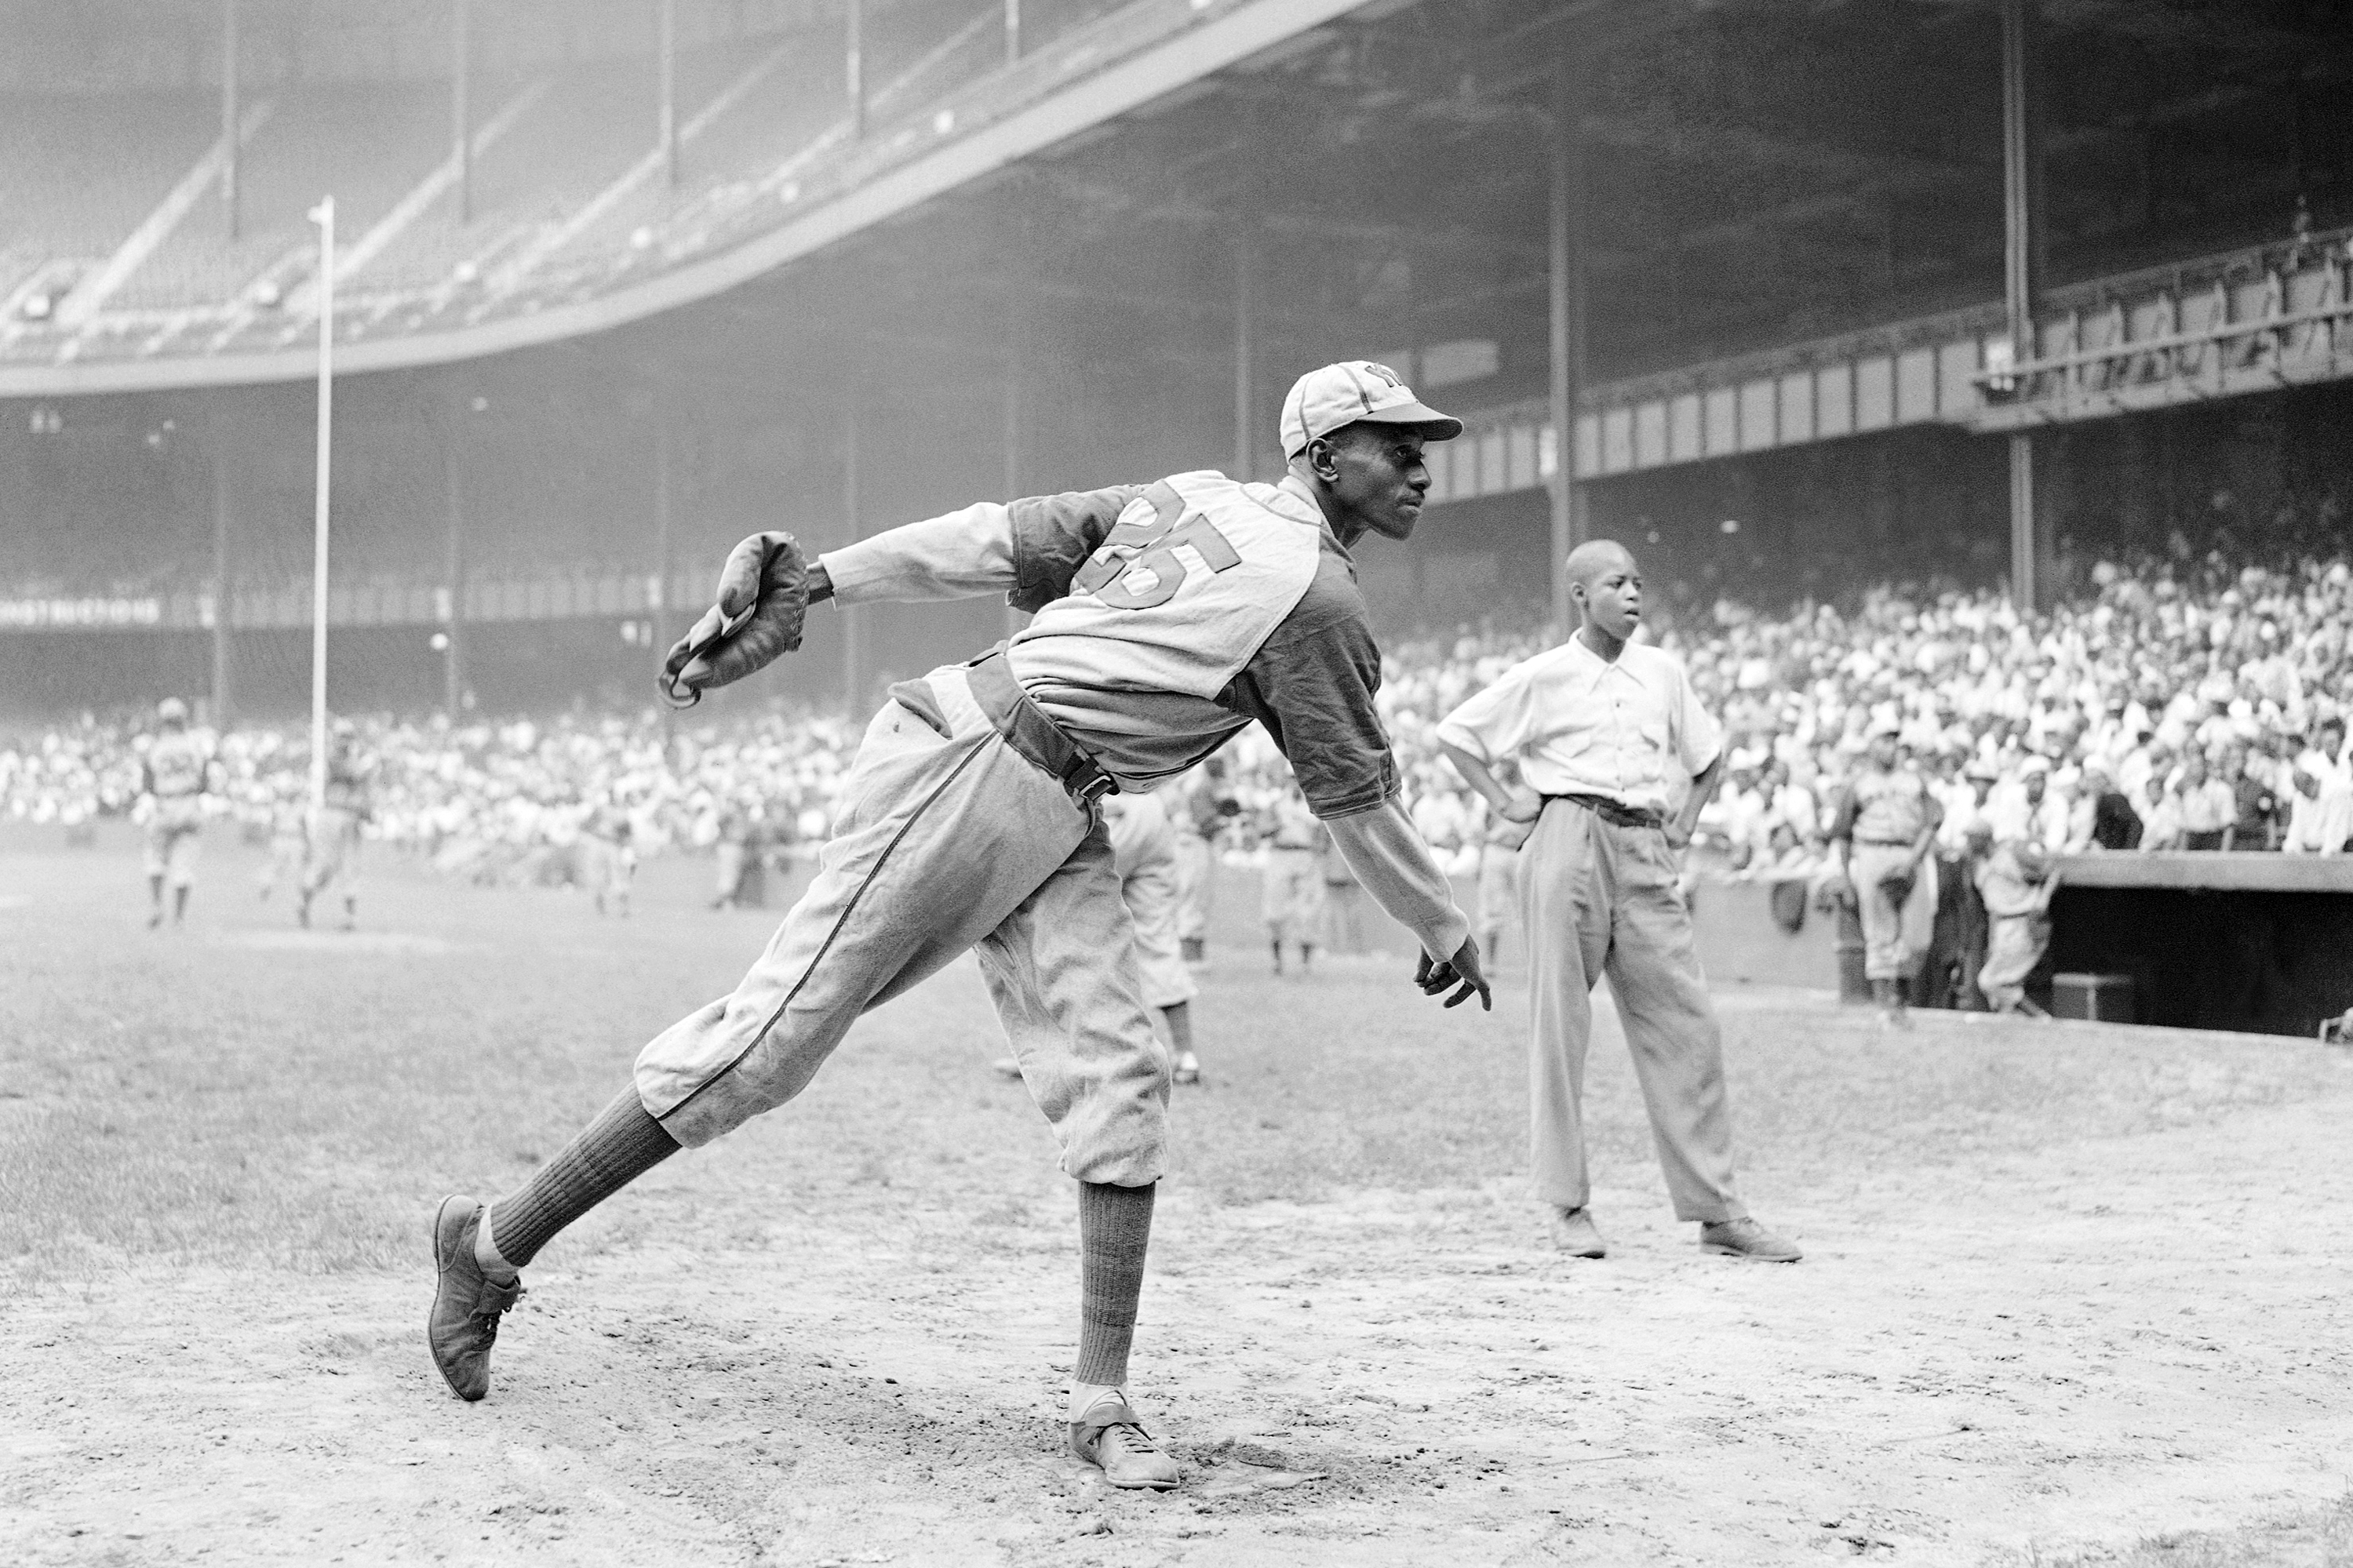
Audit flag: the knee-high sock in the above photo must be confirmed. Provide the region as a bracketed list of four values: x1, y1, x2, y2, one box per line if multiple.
[483, 1085, 678, 1272]
[1074, 1180, 1155, 1388]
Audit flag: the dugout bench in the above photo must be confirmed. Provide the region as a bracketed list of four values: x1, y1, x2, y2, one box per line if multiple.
[2044, 853, 2353, 1038]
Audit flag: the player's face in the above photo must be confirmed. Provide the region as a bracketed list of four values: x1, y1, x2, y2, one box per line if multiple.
[1317, 427, 1431, 543]
[1868, 733, 1900, 769]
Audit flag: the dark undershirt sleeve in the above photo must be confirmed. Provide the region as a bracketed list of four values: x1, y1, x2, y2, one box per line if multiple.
[1005, 486, 1147, 613]
[1222, 556, 1397, 819]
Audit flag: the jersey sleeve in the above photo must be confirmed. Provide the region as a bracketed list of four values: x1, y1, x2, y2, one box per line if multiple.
[820, 502, 1018, 606]
[1222, 552, 1397, 819]
[818, 486, 1140, 608]
[1005, 486, 1149, 613]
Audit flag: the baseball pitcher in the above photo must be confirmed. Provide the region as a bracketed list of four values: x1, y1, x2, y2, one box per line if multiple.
[427, 362, 1491, 1490]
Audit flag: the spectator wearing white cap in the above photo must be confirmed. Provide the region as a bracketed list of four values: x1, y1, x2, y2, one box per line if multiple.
[1987, 756, 2070, 855]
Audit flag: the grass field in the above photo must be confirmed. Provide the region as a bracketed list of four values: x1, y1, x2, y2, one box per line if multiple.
[2, 823, 2350, 1566]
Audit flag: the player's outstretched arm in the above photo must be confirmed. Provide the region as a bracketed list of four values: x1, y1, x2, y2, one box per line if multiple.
[1324, 799, 1490, 1012]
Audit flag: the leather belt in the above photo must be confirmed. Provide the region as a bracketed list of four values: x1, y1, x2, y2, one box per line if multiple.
[1545, 792, 1665, 831]
[964, 649, 1120, 805]
[1856, 838, 1916, 847]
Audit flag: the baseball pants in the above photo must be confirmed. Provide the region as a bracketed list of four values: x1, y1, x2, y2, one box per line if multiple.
[1521, 799, 1745, 1223]
[1978, 912, 2051, 1011]
[1171, 830, 1213, 945]
[144, 805, 202, 889]
[634, 664, 1170, 1185]
[1851, 842, 1936, 981]
[1261, 847, 1324, 944]
[303, 807, 364, 898]
[1108, 805, 1197, 1012]
[1475, 842, 1520, 952]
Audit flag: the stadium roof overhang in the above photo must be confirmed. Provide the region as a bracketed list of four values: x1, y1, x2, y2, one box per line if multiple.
[4, 0, 2342, 425]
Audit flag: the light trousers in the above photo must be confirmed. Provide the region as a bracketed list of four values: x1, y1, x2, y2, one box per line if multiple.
[1522, 799, 1746, 1223]
[634, 665, 1170, 1185]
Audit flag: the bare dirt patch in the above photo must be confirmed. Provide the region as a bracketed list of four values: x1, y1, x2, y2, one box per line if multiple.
[3, 832, 2348, 1565]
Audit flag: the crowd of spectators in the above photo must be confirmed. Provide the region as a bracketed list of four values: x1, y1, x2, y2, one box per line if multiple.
[8, 547, 2353, 884]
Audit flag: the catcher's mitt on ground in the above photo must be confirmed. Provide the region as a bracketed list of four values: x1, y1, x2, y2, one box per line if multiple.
[657, 531, 811, 708]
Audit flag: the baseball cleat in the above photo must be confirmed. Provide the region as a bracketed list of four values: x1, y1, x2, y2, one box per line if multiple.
[1069, 1394, 1180, 1490]
[990, 1057, 1023, 1080]
[1549, 1206, 1606, 1257]
[428, 1195, 524, 1401]
[1172, 1052, 1201, 1086]
[1699, 1217, 1802, 1263]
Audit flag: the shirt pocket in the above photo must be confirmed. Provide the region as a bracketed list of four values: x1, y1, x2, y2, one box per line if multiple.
[1636, 718, 1671, 783]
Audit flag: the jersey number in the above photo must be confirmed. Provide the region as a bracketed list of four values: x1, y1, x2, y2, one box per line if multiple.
[1071, 511, 1241, 610]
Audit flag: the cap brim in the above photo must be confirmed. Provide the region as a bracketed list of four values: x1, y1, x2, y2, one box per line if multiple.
[1353, 400, 1463, 441]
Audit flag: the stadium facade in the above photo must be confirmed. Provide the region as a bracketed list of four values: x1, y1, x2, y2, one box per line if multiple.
[3, 0, 2349, 719]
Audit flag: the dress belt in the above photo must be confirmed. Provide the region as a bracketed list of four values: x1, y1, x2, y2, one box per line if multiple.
[963, 649, 1120, 805]
[1543, 792, 1665, 831]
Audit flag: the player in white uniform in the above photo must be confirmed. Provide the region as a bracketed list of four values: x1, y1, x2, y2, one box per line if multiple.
[138, 698, 213, 929]
[427, 363, 1492, 1489]
[300, 722, 373, 931]
[995, 789, 1204, 1082]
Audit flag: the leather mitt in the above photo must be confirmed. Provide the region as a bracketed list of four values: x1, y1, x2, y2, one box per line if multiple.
[657, 531, 810, 708]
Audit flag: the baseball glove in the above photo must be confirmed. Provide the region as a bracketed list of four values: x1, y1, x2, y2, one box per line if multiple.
[657, 531, 810, 708]
[1877, 867, 1917, 904]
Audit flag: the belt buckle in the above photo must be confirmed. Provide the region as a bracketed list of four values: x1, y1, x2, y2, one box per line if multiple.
[1073, 770, 1116, 805]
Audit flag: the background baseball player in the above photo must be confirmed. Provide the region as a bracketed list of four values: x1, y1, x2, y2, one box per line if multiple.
[137, 697, 213, 929]
[299, 719, 373, 930]
[1436, 540, 1800, 1264]
[994, 788, 1204, 1083]
[1829, 717, 1943, 1025]
[427, 361, 1492, 1492]
[1261, 780, 1324, 973]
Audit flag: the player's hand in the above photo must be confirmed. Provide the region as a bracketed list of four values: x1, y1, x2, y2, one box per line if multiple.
[1499, 787, 1545, 824]
[1663, 817, 1695, 851]
[659, 531, 811, 707]
[1414, 935, 1492, 1011]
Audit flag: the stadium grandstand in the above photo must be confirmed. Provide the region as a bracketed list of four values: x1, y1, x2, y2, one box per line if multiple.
[3, 0, 2351, 720]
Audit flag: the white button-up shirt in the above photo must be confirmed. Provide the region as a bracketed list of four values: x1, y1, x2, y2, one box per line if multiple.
[1434, 635, 1722, 815]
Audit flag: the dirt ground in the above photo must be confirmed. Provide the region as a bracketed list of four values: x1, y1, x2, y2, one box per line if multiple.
[3, 828, 2350, 1566]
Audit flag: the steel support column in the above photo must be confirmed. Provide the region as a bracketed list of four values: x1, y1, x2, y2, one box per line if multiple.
[847, 0, 865, 140]
[652, 411, 674, 661]
[658, 0, 679, 188]
[220, 0, 241, 240]
[1547, 59, 1587, 639]
[209, 411, 234, 722]
[2002, 0, 2042, 610]
[443, 392, 468, 719]
[842, 400, 865, 711]
[1233, 231, 1255, 481]
[452, 0, 473, 223]
[1004, 313, 1027, 638]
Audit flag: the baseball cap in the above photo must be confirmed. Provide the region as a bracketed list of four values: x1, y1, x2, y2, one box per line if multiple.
[1280, 361, 1462, 459]
[156, 697, 188, 723]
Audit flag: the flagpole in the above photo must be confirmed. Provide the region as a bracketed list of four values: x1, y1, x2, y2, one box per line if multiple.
[307, 195, 334, 815]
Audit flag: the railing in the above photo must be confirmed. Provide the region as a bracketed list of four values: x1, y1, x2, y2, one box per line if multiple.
[0, 563, 721, 635]
[1969, 238, 2353, 429]
[1426, 225, 2353, 504]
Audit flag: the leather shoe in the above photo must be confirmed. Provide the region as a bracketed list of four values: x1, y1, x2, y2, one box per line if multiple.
[1699, 1216, 1802, 1262]
[428, 1195, 524, 1400]
[1549, 1206, 1606, 1258]
[1070, 1394, 1180, 1490]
